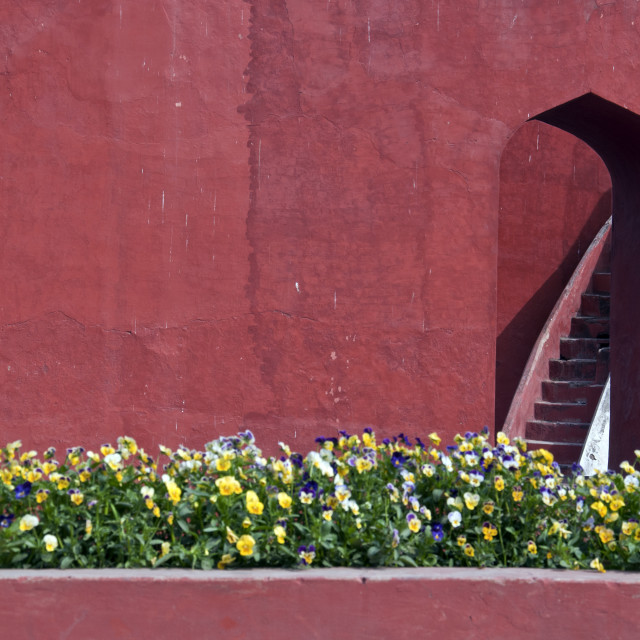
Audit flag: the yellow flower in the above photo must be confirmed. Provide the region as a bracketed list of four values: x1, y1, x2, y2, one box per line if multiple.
[457, 536, 467, 546]
[153, 505, 160, 518]
[362, 431, 375, 448]
[610, 496, 625, 511]
[167, 514, 174, 526]
[527, 540, 537, 555]
[100, 444, 115, 457]
[463, 492, 480, 510]
[482, 522, 498, 541]
[217, 553, 235, 570]
[226, 527, 239, 544]
[494, 476, 505, 492]
[274, 525, 287, 544]
[79, 470, 91, 483]
[512, 489, 523, 502]
[246, 490, 264, 515]
[622, 521, 639, 537]
[590, 558, 606, 573]
[26, 469, 42, 483]
[463, 543, 475, 557]
[216, 458, 231, 472]
[70, 491, 84, 506]
[162, 475, 181, 505]
[407, 515, 421, 533]
[428, 432, 441, 446]
[215, 476, 242, 496]
[236, 535, 255, 557]
[323, 509, 333, 522]
[482, 501, 495, 515]
[85, 520, 93, 536]
[591, 501, 607, 518]
[57, 477, 70, 491]
[36, 489, 49, 504]
[355, 458, 373, 474]
[496, 432, 510, 445]
[43, 534, 58, 552]
[160, 542, 171, 557]
[242, 517, 252, 529]
[597, 527, 614, 544]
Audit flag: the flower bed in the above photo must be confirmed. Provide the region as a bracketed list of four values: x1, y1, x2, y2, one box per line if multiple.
[2, 428, 639, 574]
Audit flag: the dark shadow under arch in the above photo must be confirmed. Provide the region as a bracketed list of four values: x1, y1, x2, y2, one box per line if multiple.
[535, 92, 640, 467]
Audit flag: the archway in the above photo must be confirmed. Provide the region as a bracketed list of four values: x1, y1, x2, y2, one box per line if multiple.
[534, 93, 640, 467]
[495, 121, 611, 430]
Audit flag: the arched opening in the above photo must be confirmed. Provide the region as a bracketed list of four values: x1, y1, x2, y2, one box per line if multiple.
[534, 93, 640, 467]
[495, 121, 611, 430]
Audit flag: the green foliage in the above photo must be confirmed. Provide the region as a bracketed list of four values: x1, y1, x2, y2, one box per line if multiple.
[1, 428, 639, 573]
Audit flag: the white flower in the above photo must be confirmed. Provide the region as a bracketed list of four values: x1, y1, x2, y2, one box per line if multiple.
[140, 486, 155, 499]
[43, 534, 58, 552]
[448, 510, 462, 527]
[103, 452, 123, 471]
[19, 514, 39, 531]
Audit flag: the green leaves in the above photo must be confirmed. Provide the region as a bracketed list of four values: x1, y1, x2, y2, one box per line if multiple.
[1, 430, 640, 573]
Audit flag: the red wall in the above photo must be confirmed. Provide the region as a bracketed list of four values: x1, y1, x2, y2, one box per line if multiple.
[2, 568, 640, 640]
[1, 0, 640, 454]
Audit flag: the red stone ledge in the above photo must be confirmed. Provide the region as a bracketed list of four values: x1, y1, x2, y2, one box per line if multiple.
[1, 567, 637, 639]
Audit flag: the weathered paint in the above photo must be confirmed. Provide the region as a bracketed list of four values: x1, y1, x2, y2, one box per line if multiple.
[1, 567, 639, 639]
[2, 1, 640, 455]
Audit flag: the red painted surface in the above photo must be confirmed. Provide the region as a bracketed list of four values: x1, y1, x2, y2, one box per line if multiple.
[2, 1, 640, 455]
[1, 567, 639, 640]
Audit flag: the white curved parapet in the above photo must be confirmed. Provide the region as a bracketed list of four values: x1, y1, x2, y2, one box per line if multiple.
[579, 376, 610, 475]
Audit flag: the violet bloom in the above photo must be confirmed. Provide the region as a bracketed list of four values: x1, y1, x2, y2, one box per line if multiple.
[14, 482, 32, 499]
[431, 523, 444, 541]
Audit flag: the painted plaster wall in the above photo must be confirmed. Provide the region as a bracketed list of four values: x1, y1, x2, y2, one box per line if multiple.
[1, 568, 640, 640]
[1, 0, 638, 454]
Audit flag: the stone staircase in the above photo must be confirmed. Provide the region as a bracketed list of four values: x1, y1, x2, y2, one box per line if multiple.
[524, 257, 610, 465]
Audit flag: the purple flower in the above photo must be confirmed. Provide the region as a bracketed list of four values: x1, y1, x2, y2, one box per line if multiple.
[0, 513, 15, 528]
[431, 523, 444, 541]
[14, 482, 32, 499]
[391, 452, 406, 468]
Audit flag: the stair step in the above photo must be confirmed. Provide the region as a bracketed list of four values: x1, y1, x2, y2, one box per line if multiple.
[524, 440, 585, 465]
[569, 316, 609, 339]
[533, 400, 594, 424]
[549, 359, 597, 381]
[580, 292, 610, 317]
[541, 380, 604, 405]
[526, 420, 590, 443]
[591, 272, 611, 294]
[559, 337, 608, 360]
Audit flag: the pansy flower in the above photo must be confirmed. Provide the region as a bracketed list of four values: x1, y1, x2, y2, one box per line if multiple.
[431, 523, 444, 541]
[391, 528, 400, 548]
[447, 511, 462, 528]
[298, 545, 316, 565]
[14, 481, 31, 499]
[406, 512, 421, 533]
[482, 522, 498, 541]
[0, 513, 14, 528]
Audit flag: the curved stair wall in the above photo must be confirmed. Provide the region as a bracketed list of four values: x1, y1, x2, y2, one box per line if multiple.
[502, 217, 611, 442]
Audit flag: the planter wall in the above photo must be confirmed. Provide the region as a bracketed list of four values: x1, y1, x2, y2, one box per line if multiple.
[1, 567, 638, 639]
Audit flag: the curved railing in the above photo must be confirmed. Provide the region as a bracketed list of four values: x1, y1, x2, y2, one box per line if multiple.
[502, 216, 612, 440]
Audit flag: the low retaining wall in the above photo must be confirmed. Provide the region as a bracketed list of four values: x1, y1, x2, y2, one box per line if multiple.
[2, 567, 638, 639]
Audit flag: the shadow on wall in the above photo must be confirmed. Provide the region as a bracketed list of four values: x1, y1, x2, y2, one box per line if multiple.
[495, 119, 612, 430]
